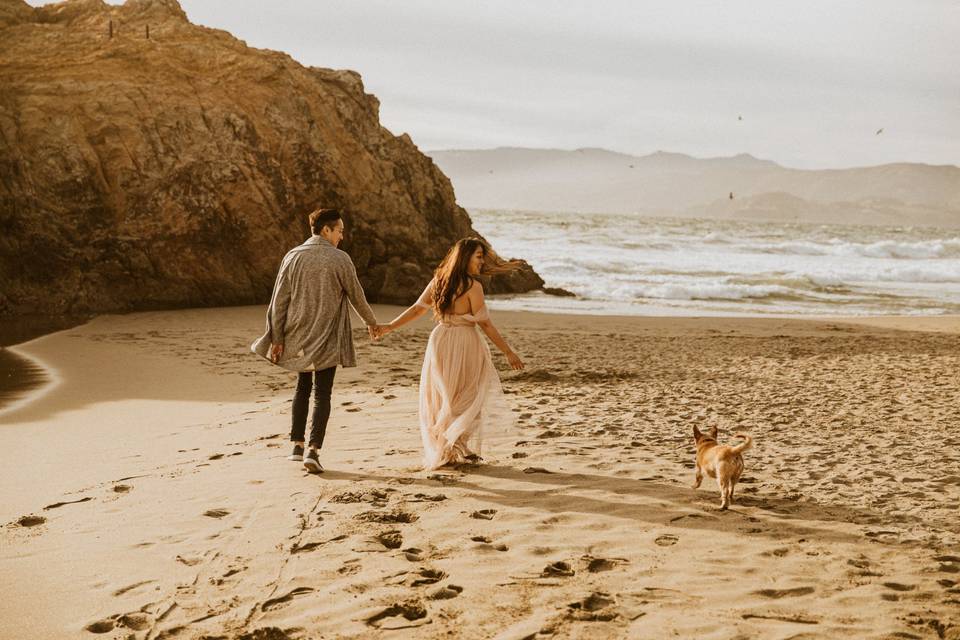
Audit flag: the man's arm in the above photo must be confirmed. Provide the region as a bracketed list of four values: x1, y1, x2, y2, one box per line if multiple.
[268, 257, 293, 349]
[339, 257, 378, 327]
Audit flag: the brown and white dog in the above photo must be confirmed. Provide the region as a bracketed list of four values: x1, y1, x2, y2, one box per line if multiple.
[692, 425, 753, 509]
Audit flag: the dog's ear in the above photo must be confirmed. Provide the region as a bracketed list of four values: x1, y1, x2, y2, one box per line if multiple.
[709, 426, 718, 439]
[693, 425, 702, 441]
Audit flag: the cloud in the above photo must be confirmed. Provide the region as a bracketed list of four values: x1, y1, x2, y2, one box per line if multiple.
[25, 0, 960, 168]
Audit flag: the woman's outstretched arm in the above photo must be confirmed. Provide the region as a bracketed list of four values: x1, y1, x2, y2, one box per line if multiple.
[380, 279, 433, 336]
[382, 304, 428, 334]
[469, 281, 524, 370]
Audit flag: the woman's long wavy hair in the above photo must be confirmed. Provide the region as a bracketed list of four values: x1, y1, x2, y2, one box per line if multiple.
[432, 237, 523, 317]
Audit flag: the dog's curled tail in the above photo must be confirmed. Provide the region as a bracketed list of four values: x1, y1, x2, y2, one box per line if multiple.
[731, 433, 752, 454]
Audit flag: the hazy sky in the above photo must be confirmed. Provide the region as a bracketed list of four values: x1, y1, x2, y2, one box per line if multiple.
[30, 0, 960, 168]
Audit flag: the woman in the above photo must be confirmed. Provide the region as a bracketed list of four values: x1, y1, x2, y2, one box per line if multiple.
[379, 238, 525, 470]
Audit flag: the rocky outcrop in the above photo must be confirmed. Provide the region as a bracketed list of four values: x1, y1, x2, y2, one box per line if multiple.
[0, 0, 542, 315]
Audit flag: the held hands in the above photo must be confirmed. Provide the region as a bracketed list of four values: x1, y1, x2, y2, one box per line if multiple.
[506, 350, 525, 370]
[368, 324, 393, 341]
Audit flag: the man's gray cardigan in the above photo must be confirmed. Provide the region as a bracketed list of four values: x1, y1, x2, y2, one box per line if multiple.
[251, 236, 377, 372]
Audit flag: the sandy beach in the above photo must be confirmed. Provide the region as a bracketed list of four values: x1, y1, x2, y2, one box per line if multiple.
[2, 305, 959, 639]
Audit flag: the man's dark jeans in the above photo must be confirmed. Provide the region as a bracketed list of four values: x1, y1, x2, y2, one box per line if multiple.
[291, 366, 337, 449]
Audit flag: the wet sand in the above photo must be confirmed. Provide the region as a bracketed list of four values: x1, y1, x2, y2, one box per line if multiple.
[0, 348, 46, 412]
[0, 314, 90, 412]
[1, 305, 959, 639]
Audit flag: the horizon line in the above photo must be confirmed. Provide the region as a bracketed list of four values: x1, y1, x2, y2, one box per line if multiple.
[425, 146, 960, 172]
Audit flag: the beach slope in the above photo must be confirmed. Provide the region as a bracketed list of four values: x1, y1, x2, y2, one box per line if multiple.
[2, 306, 958, 639]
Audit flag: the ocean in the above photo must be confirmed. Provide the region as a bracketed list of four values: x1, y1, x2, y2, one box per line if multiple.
[472, 209, 960, 316]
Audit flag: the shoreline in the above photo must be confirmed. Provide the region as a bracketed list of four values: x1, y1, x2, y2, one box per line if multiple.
[0, 346, 55, 420]
[2, 304, 959, 638]
[2, 303, 958, 416]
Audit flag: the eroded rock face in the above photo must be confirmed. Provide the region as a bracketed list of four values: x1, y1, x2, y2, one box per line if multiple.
[0, 0, 542, 315]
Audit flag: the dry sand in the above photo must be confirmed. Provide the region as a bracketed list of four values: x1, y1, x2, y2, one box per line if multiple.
[1, 305, 959, 639]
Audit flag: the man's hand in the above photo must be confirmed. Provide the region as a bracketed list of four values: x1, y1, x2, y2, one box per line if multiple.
[506, 351, 525, 371]
[368, 325, 381, 341]
[269, 343, 284, 363]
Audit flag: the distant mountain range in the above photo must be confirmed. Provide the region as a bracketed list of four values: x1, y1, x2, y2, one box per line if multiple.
[428, 147, 960, 228]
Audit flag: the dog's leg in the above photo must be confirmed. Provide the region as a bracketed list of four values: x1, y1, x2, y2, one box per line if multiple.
[728, 462, 742, 506]
[718, 472, 731, 510]
[693, 465, 702, 489]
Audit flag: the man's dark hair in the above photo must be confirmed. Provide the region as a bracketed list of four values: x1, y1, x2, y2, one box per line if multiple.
[309, 208, 342, 235]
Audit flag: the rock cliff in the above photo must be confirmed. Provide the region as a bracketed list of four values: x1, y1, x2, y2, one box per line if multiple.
[0, 0, 543, 315]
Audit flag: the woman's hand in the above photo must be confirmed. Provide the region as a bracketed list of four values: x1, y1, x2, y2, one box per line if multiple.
[506, 350, 525, 370]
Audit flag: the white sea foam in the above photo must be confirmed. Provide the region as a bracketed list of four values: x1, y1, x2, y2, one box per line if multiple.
[752, 237, 960, 259]
[471, 209, 960, 316]
[631, 282, 795, 301]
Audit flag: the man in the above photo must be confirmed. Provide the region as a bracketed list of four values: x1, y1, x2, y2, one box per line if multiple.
[252, 208, 380, 473]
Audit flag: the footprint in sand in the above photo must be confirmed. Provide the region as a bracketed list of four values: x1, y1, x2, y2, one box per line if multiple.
[585, 557, 622, 572]
[261, 586, 314, 611]
[331, 489, 391, 505]
[355, 510, 418, 524]
[376, 530, 403, 550]
[882, 582, 917, 592]
[542, 561, 575, 577]
[365, 599, 428, 630]
[472, 538, 508, 553]
[84, 618, 117, 634]
[116, 613, 151, 631]
[409, 493, 446, 502]
[567, 592, 617, 621]
[410, 568, 447, 587]
[292, 536, 339, 555]
[203, 509, 230, 519]
[753, 586, 815, 598]
[470, 509, 497, 520]
[235, 627, 295, 640]
[935, 556, 960, 574]
[654, 534, 679, 547]
[15, 515, 46, 527]
[113, 485, 132, 493]
[403, 548, 423, 562]
[429, 584, 463, 600]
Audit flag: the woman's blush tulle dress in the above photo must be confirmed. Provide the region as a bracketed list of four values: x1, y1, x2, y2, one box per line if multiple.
[415, 285, 512, 470]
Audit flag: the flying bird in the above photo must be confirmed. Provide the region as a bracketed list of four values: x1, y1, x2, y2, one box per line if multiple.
[738, 115, 743, 121]
[876, 128, 884, 135]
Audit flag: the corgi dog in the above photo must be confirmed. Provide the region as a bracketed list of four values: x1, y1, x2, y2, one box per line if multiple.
[693, 425, 752, 509]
